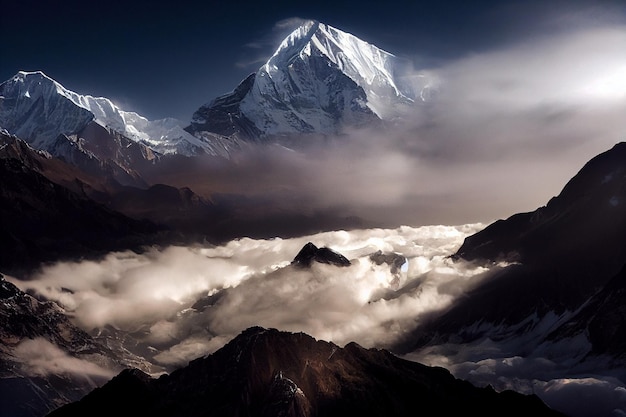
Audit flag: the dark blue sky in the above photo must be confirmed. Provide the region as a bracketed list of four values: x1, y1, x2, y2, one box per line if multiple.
[2, 0, 624, 121]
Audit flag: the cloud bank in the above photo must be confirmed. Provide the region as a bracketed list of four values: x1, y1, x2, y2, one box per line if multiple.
[12, 221, 626, 416]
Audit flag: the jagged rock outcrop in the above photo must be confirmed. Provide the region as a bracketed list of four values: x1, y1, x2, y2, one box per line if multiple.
[291, 242, 351, 268]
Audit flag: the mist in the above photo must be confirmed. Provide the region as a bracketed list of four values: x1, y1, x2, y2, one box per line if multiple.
[13, 338, 115, 381]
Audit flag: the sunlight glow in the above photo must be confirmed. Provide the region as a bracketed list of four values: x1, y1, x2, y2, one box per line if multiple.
[581, 65, 626, 101]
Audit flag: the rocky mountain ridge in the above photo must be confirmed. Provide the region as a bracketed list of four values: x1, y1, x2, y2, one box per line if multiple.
[48, 327, 564, 417]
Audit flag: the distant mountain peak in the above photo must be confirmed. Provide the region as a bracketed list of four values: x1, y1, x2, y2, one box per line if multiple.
[187, 20, 430, 142]
[267, 20, 411, 107]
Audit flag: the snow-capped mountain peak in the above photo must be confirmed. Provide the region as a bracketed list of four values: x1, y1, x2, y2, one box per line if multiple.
[0, 71, 95, 150]
[9, 70, 127, 134]
[266, 20, 413, 110]
[188, 20, 430, 141]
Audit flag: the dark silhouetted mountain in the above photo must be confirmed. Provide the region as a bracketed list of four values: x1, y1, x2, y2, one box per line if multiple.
[400, 142, 626, 374]
[547, 262, 626, 361]
[455, 141, 626, 267]
[291, 242, 351, 268]
[48, 327, 564, 417]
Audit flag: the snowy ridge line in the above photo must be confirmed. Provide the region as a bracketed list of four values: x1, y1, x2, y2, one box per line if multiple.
[1, 71, 236, 157]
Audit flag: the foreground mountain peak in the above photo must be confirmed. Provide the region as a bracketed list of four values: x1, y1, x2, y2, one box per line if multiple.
[49, 327, 563, 417]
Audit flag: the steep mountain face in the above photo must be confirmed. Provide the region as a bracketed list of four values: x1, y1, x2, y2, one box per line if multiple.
[0, 72, 95, 150]
[455, 142, 626, 268]
[187, 20, 427, 141]
[548, 263, 626, 361]
[402, 142, 626, 384]
[450, 141, 626, 321]
[0, 71, 238, 159]
[48, 327, 563, 417]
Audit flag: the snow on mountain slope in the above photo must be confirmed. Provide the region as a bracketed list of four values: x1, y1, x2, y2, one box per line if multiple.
[257, 20, 416, 119]
[0, 71, 94, 151]
[188, 20, 431, 141]
[0, 71, 237, 157]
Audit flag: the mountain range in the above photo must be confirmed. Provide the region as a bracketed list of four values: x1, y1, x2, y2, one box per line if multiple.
[0, 18, 624, 417]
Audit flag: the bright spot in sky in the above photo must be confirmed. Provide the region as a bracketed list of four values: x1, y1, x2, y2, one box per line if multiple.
[582, 64, 626, 101]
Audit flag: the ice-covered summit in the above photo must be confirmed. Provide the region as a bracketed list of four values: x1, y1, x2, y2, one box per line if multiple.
[265, 20, 415, 117]
[187, 20, 430, 141]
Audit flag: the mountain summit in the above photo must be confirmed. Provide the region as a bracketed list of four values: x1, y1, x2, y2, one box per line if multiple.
[187, 20, 430, 141]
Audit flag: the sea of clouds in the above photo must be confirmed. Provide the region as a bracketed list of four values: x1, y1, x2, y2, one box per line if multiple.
[11, 222, 626, 416]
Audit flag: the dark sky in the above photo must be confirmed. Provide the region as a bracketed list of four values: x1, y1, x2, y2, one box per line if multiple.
[2, 0, 624, 122]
